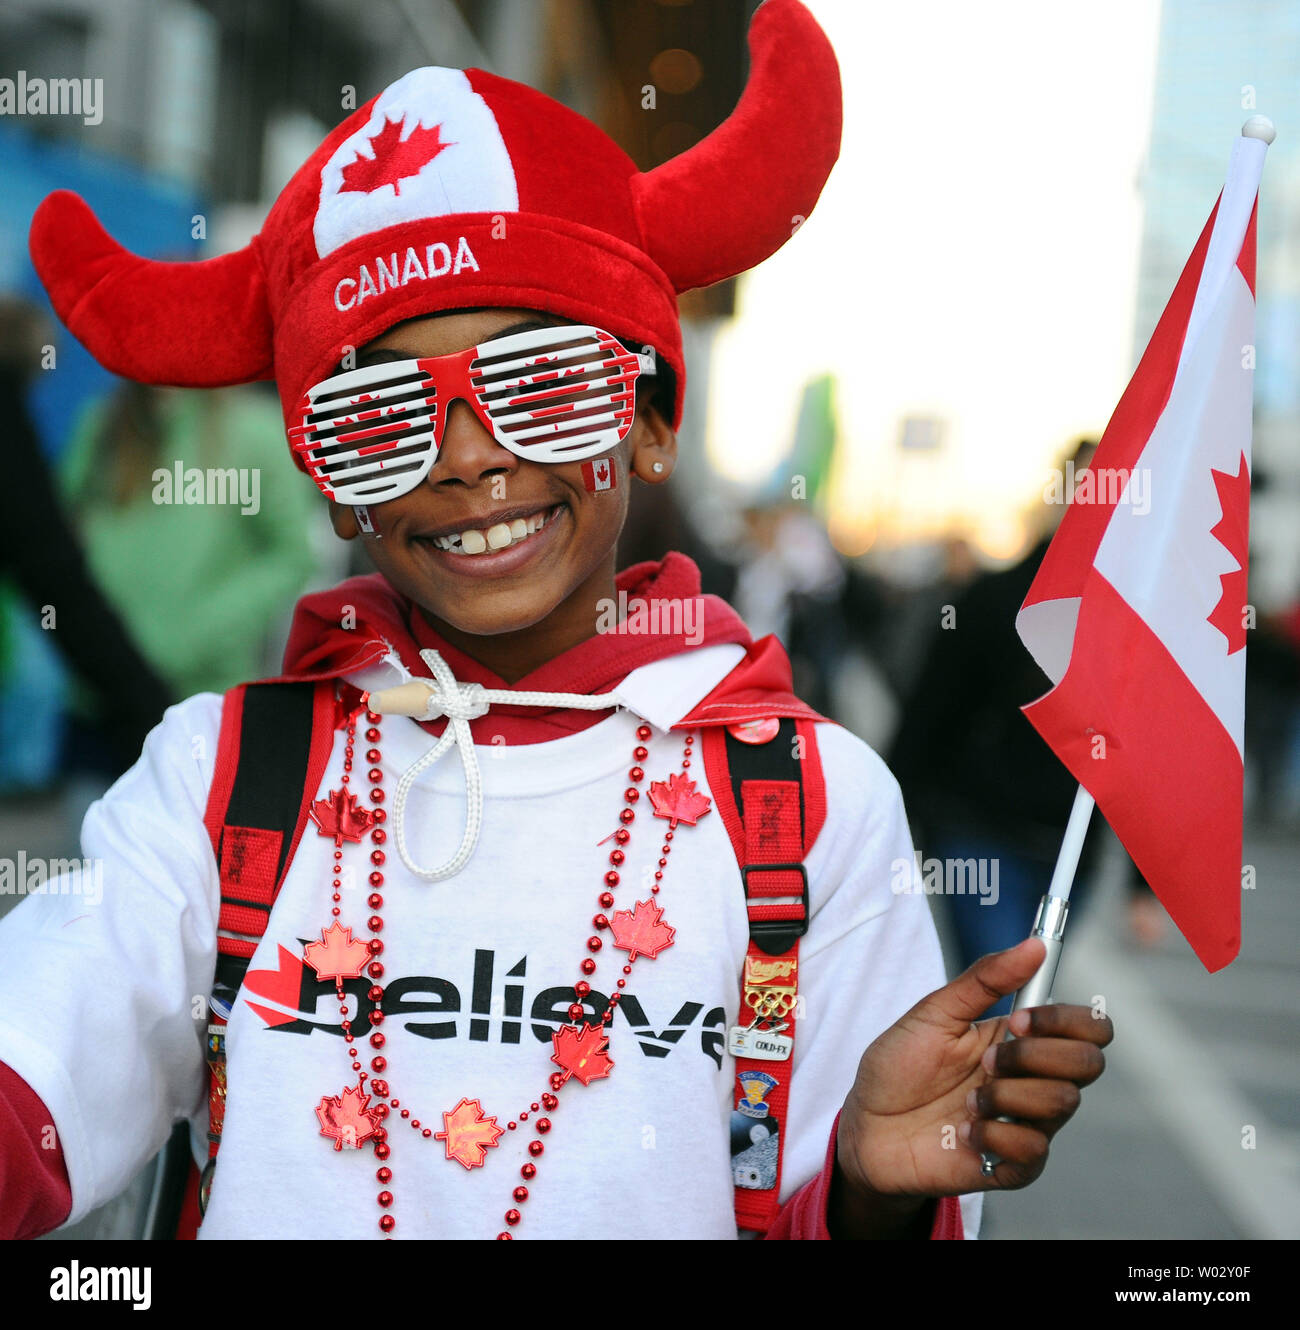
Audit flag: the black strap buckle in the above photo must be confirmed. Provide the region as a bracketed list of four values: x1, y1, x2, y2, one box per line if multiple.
[741, 861, 809, 956]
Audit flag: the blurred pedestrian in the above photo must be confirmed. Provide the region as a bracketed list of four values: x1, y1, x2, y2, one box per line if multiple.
[889, 439, 1162, 1008]
[0, 298, 171, 778]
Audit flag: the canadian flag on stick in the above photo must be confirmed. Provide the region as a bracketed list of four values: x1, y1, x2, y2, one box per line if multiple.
[1016, 119, 1275, 972]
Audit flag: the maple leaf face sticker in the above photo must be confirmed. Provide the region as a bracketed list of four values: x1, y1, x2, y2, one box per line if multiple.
[340, 116, 456, 198]
[648, 771, 712, 829]
[308, 787, 375, 845]
[550, 1022, 615, 1087]
[303, 921, 371, 981]
[316, 1085, 381, 1150]
[1207, 452, 1251, 654]
[608, 898, 676, 962]
[434, 1097, 504, 1169]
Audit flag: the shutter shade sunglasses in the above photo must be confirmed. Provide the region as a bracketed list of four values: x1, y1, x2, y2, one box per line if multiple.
[289, 323, 656, 506]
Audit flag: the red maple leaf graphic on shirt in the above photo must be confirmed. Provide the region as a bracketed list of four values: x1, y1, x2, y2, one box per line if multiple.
[434, 1098, 504, 1169]
[550, 1022, 615, 1087]
[648, 771, 712, 829]
[608, 898, 676, 962]
[340, 116, 455, 197]
[1206, 452, 1250, 654]
[308, 787, 375, 845]
[303, 921, 371, 981]
[316, 1084, 382, 1150]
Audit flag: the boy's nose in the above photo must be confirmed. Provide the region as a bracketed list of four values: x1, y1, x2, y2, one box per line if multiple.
[429, 397, 517, 488]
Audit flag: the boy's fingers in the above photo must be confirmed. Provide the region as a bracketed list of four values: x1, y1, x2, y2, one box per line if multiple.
[1014, 1003, 1114, 1047]
[964, 1117, 1050, 1170]
[917, 937, 1047, 1031]
[985, 1035, 1106, 1085]
[970, 1077, 1081, 1128]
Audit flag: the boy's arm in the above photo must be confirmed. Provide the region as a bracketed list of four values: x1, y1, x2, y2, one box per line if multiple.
[0, 694, 223, 1232]
[752, 722, 982, 1241]
[0, 1063, 72, 1239]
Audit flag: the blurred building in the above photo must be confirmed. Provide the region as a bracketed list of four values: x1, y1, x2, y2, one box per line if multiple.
[1134, 0, 1300, 609]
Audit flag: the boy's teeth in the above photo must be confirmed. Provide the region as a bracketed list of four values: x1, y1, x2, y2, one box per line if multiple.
[433, 506, 555, 555]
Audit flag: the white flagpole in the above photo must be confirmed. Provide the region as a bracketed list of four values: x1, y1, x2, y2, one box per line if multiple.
[978, 783, 1094, 1177]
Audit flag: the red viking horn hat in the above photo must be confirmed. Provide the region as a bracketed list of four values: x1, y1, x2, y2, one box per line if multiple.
[29, 0, 840, 442]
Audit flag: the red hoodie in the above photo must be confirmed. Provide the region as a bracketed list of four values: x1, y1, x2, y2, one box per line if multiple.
[0, 553, 961, 1240]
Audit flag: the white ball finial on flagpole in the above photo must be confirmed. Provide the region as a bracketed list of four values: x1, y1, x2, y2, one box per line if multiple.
[1242, 115, 1276, 144]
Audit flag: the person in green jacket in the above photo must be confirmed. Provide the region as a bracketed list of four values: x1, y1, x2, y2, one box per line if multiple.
[60, 381, 323, 700]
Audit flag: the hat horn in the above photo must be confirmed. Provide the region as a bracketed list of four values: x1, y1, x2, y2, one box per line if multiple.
[631, 0, 842, 294]
[28, 190, 274, 386]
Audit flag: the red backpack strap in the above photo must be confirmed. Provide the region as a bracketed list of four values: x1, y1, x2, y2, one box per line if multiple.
[197, 679, 338, 1216]
[701, 716, 826, 1234]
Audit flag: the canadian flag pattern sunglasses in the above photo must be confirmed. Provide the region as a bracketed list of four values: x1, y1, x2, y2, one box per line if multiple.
[289, 324, 656, 506]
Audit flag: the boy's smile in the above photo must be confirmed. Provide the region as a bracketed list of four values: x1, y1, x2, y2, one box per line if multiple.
[327, 307, 676, 681]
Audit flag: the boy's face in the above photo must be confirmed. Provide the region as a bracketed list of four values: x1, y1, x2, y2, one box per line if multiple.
[327, 308, 676, 641]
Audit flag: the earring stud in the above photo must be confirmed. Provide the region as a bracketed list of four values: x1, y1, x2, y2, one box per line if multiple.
[652, 462, 665, 473]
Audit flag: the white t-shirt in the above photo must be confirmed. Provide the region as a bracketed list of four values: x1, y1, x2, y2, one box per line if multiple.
[0, 643, 982, 1240]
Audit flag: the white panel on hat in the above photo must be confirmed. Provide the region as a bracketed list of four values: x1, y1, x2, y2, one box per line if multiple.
[314, 67, 519, 258]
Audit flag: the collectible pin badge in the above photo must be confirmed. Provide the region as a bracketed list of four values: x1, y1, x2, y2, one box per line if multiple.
[726, 717, 780, 745]
[727, 1022, 793, 1062]
[730, 1070, 782, 1191]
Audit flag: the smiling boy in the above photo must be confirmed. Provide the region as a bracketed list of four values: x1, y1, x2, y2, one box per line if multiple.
[327, 309, 678, 678]
[0, 0, 1111, 1241]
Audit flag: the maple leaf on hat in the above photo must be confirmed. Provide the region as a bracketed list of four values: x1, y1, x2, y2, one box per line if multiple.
[308, 786, 375, 845]
[608, 898, 676, 962]
[648, 771, 712, 829]
[434, 1097, 504, 1169]
[303, 921, 371, 981]
[550, 1022, 615, 1087]
[340, 116, 456, 197]
[316, 1084, 382, 1150]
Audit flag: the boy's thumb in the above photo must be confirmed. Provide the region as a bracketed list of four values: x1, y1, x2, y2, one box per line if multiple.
[920, 937, 1047, 1031]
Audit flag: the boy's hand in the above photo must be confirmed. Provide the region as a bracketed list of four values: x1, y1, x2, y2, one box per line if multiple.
[834, 937, 1113, 1214]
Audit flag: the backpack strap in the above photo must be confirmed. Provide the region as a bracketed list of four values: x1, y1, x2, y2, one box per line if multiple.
[198, 678, 338, 1215]
[700, 716, 826, 1235]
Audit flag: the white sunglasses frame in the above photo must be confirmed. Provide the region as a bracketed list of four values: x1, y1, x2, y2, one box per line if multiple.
[289, 323, 657, 506]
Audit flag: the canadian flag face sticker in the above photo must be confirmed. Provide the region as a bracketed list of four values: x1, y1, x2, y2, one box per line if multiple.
[581, 458, 617, 492]
[315, 67, 519, 258]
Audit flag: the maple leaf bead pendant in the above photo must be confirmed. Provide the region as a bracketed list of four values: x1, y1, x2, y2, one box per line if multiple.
[313, 713, 704, 1239]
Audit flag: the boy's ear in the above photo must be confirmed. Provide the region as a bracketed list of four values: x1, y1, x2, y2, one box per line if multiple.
[628, 399, 678, 483]
[329, 502, 360, 540]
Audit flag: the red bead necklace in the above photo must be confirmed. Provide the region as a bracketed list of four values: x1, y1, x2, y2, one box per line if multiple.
[303, 695, 710, 1239]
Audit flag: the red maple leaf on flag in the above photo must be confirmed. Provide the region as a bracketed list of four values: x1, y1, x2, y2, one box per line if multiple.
[316, 1084, 381, 1150]
[608, 898, 676, 962]
[340, 117, 455, 197]
[1207, 453, 1250, 654]
[550, 1022, 615, 1087]
[308, 787, 375, 845]
[434, 1098, 504, 1169]
[648, 771, 712, 828]
[303, 921, 371, 981]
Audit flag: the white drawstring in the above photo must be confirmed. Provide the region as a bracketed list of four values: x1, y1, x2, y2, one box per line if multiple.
[371, 648, 624, 882]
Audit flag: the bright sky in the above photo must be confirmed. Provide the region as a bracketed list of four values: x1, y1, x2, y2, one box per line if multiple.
[706, 0, 1164, 560]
